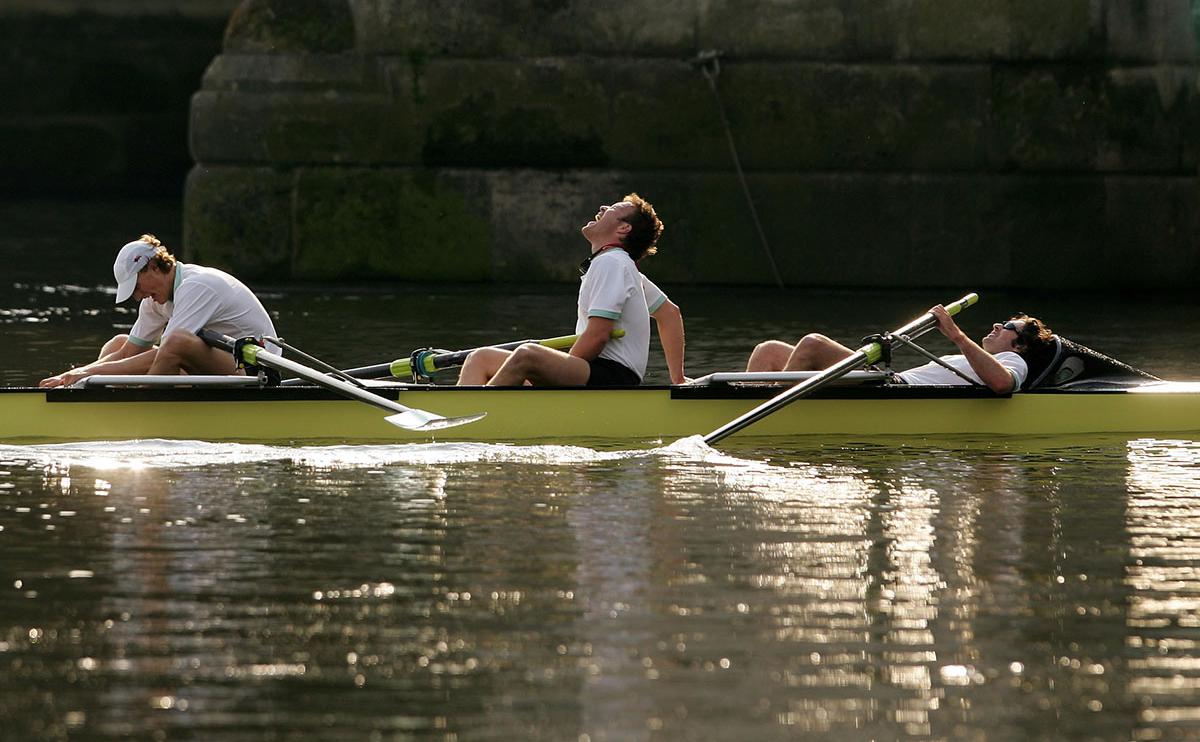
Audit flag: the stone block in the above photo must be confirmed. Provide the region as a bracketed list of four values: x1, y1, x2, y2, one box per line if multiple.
[711, 63, 990, 171]
[224, 0, 355, 54]
[1100, 176, 1200, 286]
[696, 0, 853, 59]
[991, 64, 1198, 172]
[351, 0, 697, 57]
[388, 58, 990, 172]
[180, 164, 1200, 288]
[900, 175, 1010, 287]
[414, 59, 614, 168]
[1102, 66, 1196, 169]
[183, 165, 293, 278]
[1002, 0, 1104, 59]
[201, 53, 375, 93]
[1105, 0, 1198, 62]
[901, 0, 1100, 60]
[600, 61, 724, 170]
[619, 172, 1013, 287]
[176, 0, 1200, 289]
[996, 176, 1110, 288]
[291, 167, 491, 281]
[190, 90, 415, 165]
[486, 170, 625, 281]
[697, 0, 1102, 61]
[897, 0, 1014, 59]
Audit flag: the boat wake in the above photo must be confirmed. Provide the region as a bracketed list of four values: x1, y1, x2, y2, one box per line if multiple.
[0, 436, 733, 470]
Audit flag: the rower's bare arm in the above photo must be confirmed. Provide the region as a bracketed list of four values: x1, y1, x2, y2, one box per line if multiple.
[39, 343, 155, 388]
[651, 300, 687, 384]
[930, 305, 1015, 393]
[569, 316, 616, 362]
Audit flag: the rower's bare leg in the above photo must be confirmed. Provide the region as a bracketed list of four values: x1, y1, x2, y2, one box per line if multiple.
[458, 348, 512, 385]
[149, 331, 240, 375]
[784, 334, 854, 371]
[488, 343, 591, 387]
[98, 334, 129, 359]
[746, 340, 795, 372]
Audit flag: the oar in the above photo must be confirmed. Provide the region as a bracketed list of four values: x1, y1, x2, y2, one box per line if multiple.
[703, 293, 980, 445]
[197, 330, 486, 432]
[340, 330, 626, 380]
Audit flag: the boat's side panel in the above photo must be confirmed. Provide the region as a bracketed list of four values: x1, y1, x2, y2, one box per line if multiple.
[4, 392, 399, 442]
[2, 386, 1198, 442]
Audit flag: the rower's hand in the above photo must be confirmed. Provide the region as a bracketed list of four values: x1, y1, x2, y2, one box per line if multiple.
[929, 305, 966, 342]
[39, 369, 83, 388]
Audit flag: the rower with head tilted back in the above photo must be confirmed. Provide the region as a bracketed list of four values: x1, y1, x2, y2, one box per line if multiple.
[704, 294, 980, 445]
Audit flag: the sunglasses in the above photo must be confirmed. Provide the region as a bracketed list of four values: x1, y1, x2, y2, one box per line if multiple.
[1001, 321, 1021, 332]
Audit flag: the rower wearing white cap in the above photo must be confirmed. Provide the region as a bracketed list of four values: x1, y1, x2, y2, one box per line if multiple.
[38, 234, 278, 388]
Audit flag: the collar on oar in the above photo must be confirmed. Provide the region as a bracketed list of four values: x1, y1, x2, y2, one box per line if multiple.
[578, 243, 626, 276]
[232, 336, 281, 386]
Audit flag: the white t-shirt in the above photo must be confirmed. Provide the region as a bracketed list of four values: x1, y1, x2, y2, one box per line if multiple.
[641, 274, 667, 314]
[128, 263, 278, 352]
[576, 249, 666, 380]
[897, 351, 1028, 391]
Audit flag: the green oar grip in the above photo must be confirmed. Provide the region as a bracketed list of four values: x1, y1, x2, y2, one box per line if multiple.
[862, 293, 979, 365]
[945, 293, 979, 316]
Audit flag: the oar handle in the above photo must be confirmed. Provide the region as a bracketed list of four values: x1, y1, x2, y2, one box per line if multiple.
[197, 329, 236, 354]
[894, 292, 978, 338]
[866, 293, 979, 363]
[946, 292, 979, 316]
[197, 329, 261, 366]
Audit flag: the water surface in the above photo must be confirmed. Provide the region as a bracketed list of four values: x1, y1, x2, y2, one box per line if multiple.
[2, 199, 1200, 740]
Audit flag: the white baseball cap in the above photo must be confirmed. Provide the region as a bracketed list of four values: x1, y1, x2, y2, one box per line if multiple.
[113, 240, 158, 303]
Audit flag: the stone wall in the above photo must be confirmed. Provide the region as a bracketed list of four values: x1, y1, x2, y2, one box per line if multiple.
[0, 0, 239, 195]
[186, 0, 1200, 288]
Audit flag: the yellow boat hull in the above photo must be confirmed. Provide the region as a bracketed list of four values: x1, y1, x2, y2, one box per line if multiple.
[2, 382, 1200, 444]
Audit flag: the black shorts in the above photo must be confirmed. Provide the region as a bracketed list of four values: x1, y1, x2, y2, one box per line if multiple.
[586, 357, 641, 387]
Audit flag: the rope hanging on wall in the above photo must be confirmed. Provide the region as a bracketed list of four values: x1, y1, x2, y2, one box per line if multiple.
[693, 50, 785, 289]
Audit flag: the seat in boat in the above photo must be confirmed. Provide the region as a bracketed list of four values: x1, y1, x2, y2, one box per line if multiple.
[1022, 336, 1159, 390]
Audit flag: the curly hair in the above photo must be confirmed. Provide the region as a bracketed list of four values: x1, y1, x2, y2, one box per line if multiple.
[1010, 313, 1054, 356]
[617, 192, 664, 261]
[138, 233, 177, 272]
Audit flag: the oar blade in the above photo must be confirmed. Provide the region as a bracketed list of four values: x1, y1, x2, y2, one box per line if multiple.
[197, 329, 486, 434]
[385, 410, 488, 431]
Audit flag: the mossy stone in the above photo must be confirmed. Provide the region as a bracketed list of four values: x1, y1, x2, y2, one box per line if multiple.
[293, 169, 491, 281]
[224, 0, 355, 54]
[183, 165, 293, 278]
[423, 91, 607, 168]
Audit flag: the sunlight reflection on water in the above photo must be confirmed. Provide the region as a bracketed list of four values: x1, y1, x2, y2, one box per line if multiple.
[0, 435, 1199, 738]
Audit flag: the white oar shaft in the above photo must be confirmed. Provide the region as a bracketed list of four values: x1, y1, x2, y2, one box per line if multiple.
[197, 331, 485, 432]
[256, 347, 413, 416]
[703, 293, 978, 445]
[703, 348, 871, 444]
